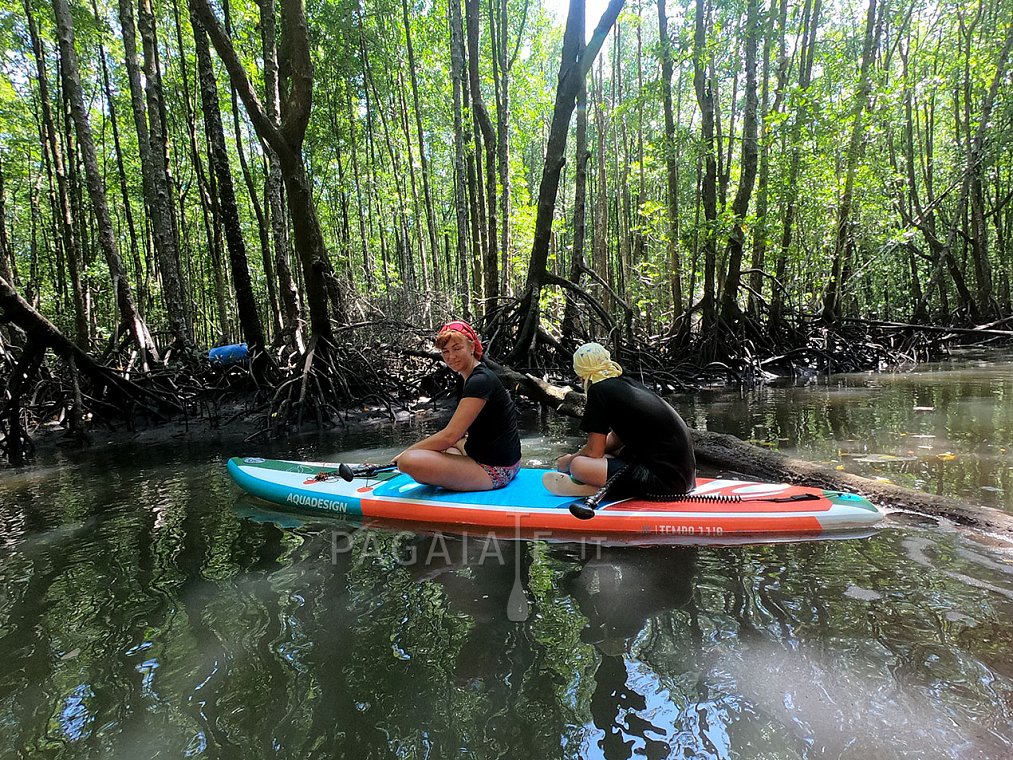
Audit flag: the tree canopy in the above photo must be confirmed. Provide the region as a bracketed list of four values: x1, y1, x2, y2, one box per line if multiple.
[0, 0, 1011, 455]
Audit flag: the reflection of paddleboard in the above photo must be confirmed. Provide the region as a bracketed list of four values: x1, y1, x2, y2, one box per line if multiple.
[227, 457, 884, 541]
[233, 501, 311, 530]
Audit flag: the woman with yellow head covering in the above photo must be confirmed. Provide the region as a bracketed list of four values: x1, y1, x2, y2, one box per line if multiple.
[572, 342, 624, 389]
[548, 342, 696, 501]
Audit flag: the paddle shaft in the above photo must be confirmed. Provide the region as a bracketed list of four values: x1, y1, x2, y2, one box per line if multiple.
[338, 463, 398, 481]
[310, 463, 398, 482]
[569, 463, 632, 520]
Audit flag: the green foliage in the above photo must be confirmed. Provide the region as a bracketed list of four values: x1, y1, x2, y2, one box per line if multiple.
[1, 0, 1011, 353]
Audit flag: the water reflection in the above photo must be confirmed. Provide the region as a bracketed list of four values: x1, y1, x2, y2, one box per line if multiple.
[2, 356, 1013, 758]
[561, 546, 699, 758]
[681, 350, 1013, 513]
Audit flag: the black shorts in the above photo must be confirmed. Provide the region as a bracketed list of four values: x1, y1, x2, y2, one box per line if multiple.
[605, 457, 685, 498]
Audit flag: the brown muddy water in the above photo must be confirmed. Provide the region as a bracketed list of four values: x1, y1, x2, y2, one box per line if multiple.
[1, 349, 1011, 759]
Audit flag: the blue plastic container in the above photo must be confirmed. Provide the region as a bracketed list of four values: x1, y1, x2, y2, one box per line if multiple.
[208, 343, 249, 366]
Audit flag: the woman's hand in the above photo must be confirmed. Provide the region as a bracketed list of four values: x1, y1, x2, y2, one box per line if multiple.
[557, 434, 607, 472]
[445, 437, 468, 456]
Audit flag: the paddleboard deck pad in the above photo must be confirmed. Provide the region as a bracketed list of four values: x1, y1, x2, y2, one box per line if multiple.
[228, 457, 883, 539]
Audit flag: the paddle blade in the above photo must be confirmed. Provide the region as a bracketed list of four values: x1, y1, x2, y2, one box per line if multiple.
[338, 462, 397, 481]
[568, 501, 597, 520]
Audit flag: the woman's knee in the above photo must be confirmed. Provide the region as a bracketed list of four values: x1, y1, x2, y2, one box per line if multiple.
[397, 449, 429, 479]
[569, 456, 606, 486]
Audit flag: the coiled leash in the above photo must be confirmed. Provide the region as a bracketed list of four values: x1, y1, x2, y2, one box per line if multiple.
[568, 465, 819, 520]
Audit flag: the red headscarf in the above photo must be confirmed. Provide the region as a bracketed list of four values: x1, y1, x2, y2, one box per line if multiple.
[438, 320, 483, 359]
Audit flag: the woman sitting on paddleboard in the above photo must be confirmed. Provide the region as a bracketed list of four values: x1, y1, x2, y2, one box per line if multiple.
[549, 342, 696, 498]
[394, 321, 522, 491]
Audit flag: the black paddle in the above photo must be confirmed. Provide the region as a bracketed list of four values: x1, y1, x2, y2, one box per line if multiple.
[569, 464, 631, 520]
[312, 463, 398, 482]
[337, 462, 398, 481]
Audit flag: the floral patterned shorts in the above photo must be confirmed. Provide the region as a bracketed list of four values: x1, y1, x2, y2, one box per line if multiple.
[478, 460, 521, 489]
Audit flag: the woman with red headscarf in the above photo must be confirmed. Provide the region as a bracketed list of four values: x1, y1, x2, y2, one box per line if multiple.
[394, 321, 521, 490]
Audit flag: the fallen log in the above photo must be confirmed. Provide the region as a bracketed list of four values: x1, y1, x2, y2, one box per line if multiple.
[689, 429, 1013, 536]
[842, 316, 1013, 339]
[485, 357, 586, 416]
[0, 274, 179, 419]
[486, 359, 1013, 536]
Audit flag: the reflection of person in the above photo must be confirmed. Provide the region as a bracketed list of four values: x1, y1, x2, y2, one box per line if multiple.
[560, 545, 697, 650]
[554, 342, 696, 497]
[561, 546, 699, 758]
[399, 530, 530, 683]
[395, 321, 521, 491]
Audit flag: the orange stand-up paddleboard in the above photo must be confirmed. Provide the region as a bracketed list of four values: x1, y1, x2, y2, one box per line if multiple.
[228, 457, 884, 543]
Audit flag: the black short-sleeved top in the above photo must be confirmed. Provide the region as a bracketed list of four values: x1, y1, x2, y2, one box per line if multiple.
[581, 375, 696, 492]
[459, 362, 521, 467]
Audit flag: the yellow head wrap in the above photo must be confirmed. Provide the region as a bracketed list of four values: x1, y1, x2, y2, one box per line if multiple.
[573, 342, 623, 390]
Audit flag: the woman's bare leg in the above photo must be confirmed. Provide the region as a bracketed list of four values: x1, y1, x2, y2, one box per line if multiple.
[397, 449, 494, 491]
[567, 456, 609, 487]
